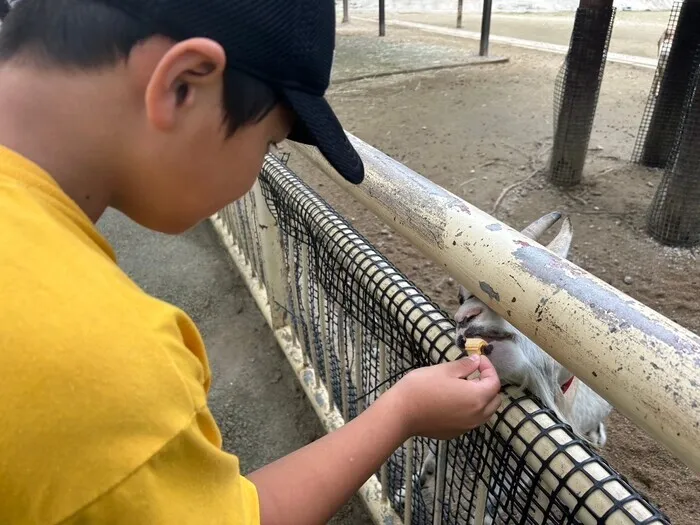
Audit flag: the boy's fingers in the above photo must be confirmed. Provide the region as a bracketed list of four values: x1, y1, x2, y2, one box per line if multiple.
[477, 354, 496, 375]
[482, 391, 503, 418]
[473, 356, 501, 395]
[450, 355, 481, 379]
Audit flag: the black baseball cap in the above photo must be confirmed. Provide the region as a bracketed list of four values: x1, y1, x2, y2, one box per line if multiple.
[97, 0, 365, 184]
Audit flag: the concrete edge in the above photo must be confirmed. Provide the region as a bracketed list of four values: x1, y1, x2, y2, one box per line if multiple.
[209, 213, 402, 525]
[354, 17, 659, 70]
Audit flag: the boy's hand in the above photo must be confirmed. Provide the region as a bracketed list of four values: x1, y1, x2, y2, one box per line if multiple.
[390, 355, 502, 440]
[249, 354, 501, 525]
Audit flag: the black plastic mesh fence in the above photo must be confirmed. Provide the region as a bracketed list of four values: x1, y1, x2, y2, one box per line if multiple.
[223, 154, 671, 524]
[646, 46, 700, 247]
[631, 3, 682, 165]
[549, 6, 616, 187]
[632, 1, 700, 169]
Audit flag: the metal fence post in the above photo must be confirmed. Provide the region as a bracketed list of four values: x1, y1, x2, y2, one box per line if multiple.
[479, 0, 493, 56]
[342, 0, 349, 23]
[379, 0, 386, 36]
[252, 180, 290, 330]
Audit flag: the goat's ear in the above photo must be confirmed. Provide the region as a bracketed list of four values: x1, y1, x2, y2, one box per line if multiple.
[547, 216, 573, 259]
[458, 285, 470, 305]
[520, 211, 562, 241]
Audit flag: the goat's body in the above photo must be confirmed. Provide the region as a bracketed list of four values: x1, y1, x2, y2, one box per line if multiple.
[566, 380, 611, 445]
[504, 333, 612, 446]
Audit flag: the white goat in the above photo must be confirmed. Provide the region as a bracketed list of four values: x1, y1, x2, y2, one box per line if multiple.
[454, 211, 612, 447]
[395, 212, 613, 524]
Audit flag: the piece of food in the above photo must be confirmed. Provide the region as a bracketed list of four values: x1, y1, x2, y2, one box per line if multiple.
[464, 337, 488, 356]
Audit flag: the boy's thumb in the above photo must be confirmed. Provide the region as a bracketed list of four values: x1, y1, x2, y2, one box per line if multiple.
[449, 355, 481, 378]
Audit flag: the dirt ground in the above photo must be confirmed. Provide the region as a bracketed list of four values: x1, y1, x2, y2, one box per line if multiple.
[282, 20, 699, 523]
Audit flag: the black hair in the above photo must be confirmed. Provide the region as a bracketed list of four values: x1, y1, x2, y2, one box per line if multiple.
[0, 0, 279, 135]
[0, 1, 10, 21]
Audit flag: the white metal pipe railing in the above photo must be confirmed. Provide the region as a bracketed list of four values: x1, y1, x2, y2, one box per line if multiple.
[290, 133, 700, 475]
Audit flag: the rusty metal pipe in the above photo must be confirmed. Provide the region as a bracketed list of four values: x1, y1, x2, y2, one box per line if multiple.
[289, 133, 700, 475]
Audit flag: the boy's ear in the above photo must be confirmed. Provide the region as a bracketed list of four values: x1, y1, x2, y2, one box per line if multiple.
[144, 37, 226, 131]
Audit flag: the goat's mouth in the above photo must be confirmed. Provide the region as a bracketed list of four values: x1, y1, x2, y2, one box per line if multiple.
[455, 329, 514, 355]
[462, 327, 514, 341]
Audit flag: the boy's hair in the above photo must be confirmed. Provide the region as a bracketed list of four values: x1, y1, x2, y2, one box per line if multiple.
[0, 0, 279, 135]
[0, 1, 9, 21]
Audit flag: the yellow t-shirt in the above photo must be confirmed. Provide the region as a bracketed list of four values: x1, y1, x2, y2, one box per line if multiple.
[0, 145, 260, 525]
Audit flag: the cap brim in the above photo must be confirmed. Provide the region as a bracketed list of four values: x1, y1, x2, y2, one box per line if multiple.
[282, 89, 365, 184]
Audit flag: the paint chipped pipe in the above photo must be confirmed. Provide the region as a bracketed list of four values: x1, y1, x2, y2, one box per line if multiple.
[289, 133, 700, 475]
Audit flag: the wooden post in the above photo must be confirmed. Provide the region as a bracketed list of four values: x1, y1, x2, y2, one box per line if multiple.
[640, 0, 700, 169]
[457, 0, 464, 28]
[548, 0, 614, 187]
[647, 67, 700, 247]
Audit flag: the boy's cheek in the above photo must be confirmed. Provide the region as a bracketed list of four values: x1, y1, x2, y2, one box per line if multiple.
[140, 131, 268, 226]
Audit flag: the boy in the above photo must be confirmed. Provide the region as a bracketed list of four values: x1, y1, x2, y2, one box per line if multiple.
[0, 1, 502, 524]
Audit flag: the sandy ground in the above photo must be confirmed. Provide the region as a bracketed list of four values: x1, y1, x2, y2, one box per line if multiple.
[280, 19, 698, 523]
[97, 209, 373, 524]
[391, 10, 671, 57]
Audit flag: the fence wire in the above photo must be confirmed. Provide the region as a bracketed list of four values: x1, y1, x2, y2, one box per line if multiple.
[549, 6, 616, 187]
[220, 154, 670, 524]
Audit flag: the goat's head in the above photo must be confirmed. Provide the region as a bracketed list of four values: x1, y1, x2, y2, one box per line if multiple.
[454, 212, 573, 384]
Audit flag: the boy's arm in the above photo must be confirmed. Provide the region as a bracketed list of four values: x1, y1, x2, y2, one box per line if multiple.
[248, 383, 406, 525]
[248, 355, 501, 525]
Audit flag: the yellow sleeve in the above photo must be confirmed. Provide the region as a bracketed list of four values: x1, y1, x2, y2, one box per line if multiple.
[61, 408, 260, 525]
